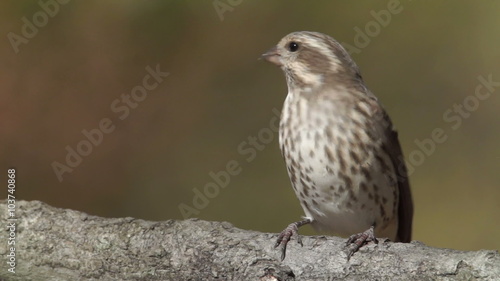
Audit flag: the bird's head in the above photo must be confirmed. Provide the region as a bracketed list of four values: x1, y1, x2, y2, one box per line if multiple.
[262, 31, 362, 93]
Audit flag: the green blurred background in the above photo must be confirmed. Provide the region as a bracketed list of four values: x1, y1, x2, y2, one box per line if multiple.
[1, 1, 499, 252]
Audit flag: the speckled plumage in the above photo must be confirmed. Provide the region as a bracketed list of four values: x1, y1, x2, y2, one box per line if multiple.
[262, 31, 413, 260]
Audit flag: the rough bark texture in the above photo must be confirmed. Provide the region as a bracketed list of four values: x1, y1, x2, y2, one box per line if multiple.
[0, 200, 499, 281]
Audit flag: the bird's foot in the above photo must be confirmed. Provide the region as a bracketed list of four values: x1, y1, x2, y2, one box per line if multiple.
[274, 218, 311, 261]
[345, 225, 377, 260]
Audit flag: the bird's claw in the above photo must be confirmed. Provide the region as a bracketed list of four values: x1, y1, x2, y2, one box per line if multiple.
[345, 225, 377, 260]
[275, 222, 302, 261]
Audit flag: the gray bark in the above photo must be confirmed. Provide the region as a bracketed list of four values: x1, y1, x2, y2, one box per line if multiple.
[0, 200, 499, 281]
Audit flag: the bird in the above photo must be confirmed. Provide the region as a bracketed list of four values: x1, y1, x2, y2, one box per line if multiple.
[261, 31, 413, 260]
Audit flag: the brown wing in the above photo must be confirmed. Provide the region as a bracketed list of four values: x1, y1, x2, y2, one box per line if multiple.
[385, 119, 414, 242]
[359, 90, 413, 242]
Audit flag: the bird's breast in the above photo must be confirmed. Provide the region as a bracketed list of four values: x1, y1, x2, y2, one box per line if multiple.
[279, 93, 398, 238]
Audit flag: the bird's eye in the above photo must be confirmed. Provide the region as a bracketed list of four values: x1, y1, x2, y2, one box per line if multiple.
[288, 42, 299, 52]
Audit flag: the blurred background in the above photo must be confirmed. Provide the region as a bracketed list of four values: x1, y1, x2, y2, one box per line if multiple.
[1, 1, 499, 252]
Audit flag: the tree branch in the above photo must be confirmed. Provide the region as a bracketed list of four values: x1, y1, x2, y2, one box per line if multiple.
[0, 200, 498, 280]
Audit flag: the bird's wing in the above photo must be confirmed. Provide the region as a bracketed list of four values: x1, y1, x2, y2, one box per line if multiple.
[384, 113, 414, 242]
[366, 94, 413, 242]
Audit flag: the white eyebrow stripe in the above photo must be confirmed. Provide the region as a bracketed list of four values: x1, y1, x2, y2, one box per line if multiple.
[302, 36, 341, 73]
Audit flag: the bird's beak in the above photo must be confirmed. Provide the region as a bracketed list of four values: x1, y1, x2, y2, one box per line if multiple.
[260, 46, 282, 66]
